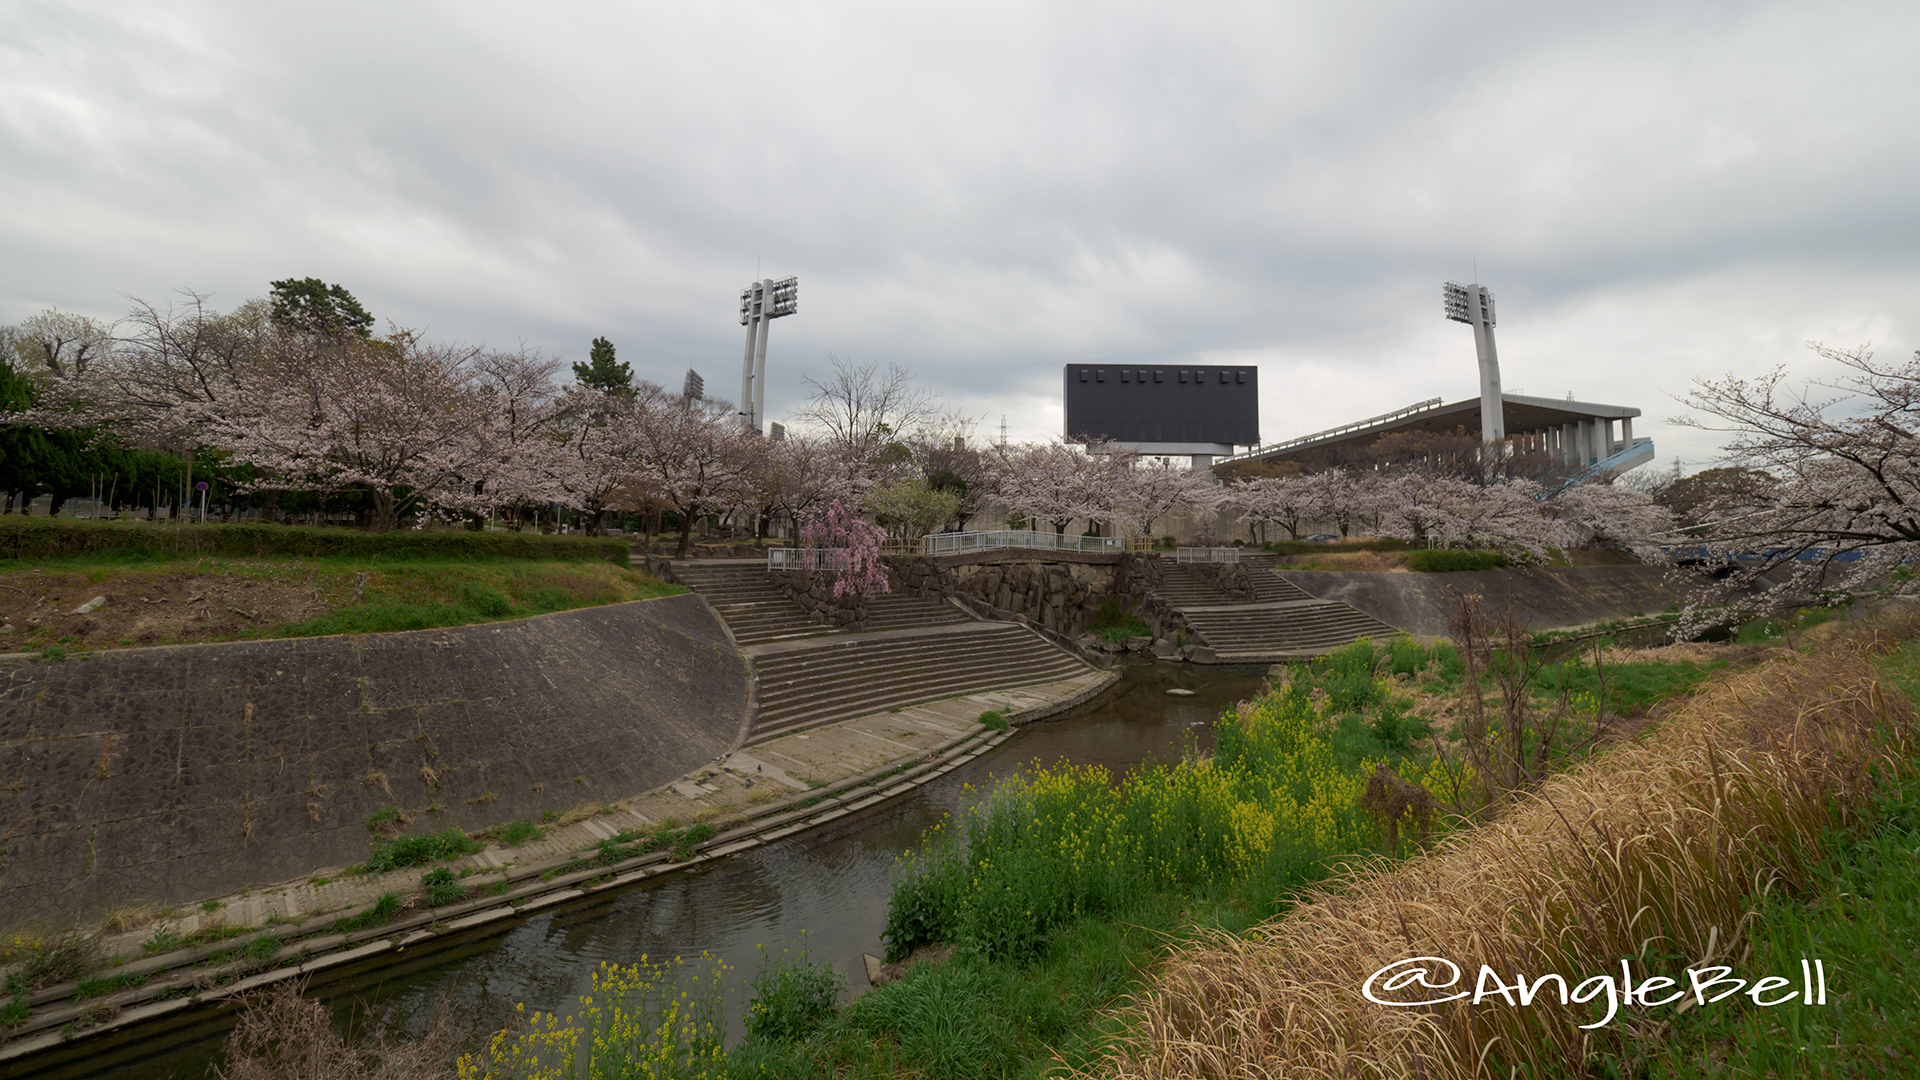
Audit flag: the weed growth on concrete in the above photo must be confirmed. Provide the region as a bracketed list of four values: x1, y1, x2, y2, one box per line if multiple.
[364, 827, 483, 873]
[420, 868, 465, 907]
[329, 892, 405, 936]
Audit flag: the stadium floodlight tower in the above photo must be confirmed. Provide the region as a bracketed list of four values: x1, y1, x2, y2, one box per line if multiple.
[1444, 281, 1505, 444]
[738, 276, 798, 434]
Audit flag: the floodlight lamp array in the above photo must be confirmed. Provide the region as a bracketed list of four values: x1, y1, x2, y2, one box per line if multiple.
[767, 276, 799, 318]
[1442, 281, 1496, 327]
[738, 277, 800, 324]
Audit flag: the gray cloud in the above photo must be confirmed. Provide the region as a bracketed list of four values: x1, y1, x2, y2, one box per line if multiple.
[3, 0, 1917, 470]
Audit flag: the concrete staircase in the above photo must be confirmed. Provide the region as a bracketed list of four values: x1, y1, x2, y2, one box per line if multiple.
[1154, 561, 1233, 606]
[861, 592, 972, 632]
[1239, 554, 1317, 603]
[747, 623, 1093, 743]
[671, 563, 832, 646]
[1181, 602, 1401, 661]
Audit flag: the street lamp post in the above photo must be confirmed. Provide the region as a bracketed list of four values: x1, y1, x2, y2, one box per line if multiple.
[738, 276, 798, 434]
[1444, 281, 1504, 444]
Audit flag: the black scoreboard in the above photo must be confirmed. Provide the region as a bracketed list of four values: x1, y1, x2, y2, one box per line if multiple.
[1062, 364, 1260, 447]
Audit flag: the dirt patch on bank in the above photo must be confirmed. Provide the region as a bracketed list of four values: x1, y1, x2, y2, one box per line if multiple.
[0, 558, 675, 653]
[0, 565, 335, 650]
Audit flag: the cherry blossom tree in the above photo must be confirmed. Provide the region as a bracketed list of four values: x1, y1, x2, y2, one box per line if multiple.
[1225, 474, 1315, 541]
[1370, 471, 1566, 560]
[1301, 469, 1367, 539]
[212, 330, 495, 531]
[799, 498, 890, 598]
[736, 434, 857, 543]
[626, 385, 760, 557]
[545, 384, 647, 534]
[1543, 481, 1673, 556]
[1667, 343, 1920, 628]
[1112, 456, 1220, 538]
[989, 441, 1126, 535]
[12, 309, 115, 378]
[466, 348, 570, 516]
[32, 292, 265, 451]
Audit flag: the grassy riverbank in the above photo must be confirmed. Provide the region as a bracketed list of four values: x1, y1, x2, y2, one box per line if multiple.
[0, 552, 679, 652]
[1076, 619, 1919, 1079]
[440, 630, 1755, 1080]
[457, 669, 1422, 1080]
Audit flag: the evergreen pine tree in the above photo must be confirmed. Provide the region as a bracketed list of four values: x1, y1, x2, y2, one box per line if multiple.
[573, 337, 634, 395]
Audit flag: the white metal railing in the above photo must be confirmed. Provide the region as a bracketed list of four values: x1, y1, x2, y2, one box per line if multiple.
[919, 529, 1125, 556]
[766, 547, 852, 572]
[1218, 396, 1446, 464]
[1175, 547, 1240, 564]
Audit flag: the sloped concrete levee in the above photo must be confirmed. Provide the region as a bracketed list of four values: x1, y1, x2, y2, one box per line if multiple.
[0, 594, 749, 932]
[1152, 554, 1408, 661]
[1179, 601, 1402, 661]
[0, 561, 1131, 1068]
[1276, 565, 1684, 637]
[747, 621, 1100, 743]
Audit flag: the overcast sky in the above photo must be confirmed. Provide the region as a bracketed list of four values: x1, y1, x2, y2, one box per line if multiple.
[4, 1, 1917, 472]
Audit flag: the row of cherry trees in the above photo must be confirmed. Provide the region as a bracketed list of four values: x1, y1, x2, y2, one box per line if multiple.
[4, 289, 1677, 561]
[1225, 471, 1672, 560]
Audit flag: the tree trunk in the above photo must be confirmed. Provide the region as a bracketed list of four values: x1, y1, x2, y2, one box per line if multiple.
[675, 511, 697, 558]
[370, 488, 398, 533]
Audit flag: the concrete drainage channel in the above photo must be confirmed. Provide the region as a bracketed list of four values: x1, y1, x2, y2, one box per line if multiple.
[0, 720, 1020, 1066]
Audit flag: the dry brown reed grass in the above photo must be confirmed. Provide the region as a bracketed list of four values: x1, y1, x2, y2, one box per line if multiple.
[214, 977, 461, 1080]
[1084, 621, 1920, 1080]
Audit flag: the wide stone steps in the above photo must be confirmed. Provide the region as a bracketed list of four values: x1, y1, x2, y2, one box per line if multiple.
[672, 564, 832, 645]
[862, 592, 971, 632]
[1182, 602, 1400, 660]
[749, 624, 1090, 742]
[1154, 562, 1231, 606]
[1247, 571, 1316, 604]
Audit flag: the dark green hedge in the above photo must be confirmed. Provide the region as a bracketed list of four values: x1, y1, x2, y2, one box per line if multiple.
[1405, 549, 1512, 572]
[0, 517, 631, 565]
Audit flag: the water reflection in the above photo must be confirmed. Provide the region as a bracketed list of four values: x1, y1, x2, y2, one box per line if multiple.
[25, 661, 1269, 1080]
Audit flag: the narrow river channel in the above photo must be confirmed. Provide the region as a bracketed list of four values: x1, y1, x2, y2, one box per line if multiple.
[21, 661, 1272, 1080]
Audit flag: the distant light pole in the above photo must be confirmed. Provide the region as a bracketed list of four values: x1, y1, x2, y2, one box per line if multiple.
[738, 276, 798, 434]
[1444, 281, 1504, 443]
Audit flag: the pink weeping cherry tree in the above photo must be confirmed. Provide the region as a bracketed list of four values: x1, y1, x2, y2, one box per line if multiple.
[799, 498, 890, 599]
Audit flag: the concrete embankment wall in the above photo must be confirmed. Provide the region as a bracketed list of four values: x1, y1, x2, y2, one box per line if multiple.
[0, 594, 749, 931]
[1278, 566, 1685, 637]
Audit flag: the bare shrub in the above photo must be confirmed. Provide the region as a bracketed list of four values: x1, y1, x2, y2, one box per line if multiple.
[214, 978, 460, 1080]
[1083, 622, 1919, 1080]
[1438, 593, 1611, 811]
[1359, 763, 1435, 851]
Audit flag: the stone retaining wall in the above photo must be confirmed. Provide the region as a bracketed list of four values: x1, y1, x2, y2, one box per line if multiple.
[886, 552, 1179, 639]
[768, 567, 869, 629]
[0, 594, 749, 931]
